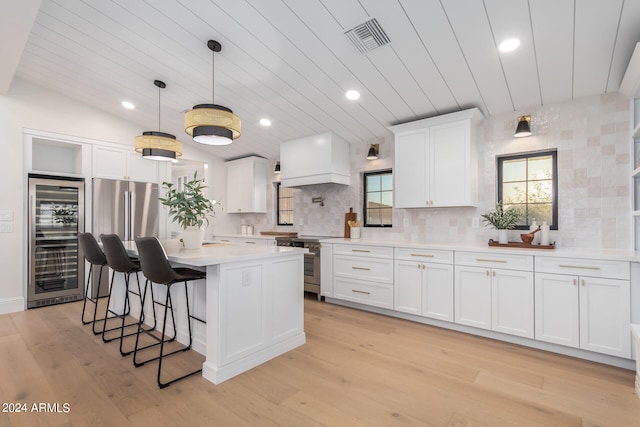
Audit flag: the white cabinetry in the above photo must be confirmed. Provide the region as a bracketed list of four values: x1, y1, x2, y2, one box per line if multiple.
[226, 156, 268, 213]
[389, 108, 483, 208]
[454, 252, 534, 338]
[534, 257, 631, 358]
[394, 248, 453, 321]
[619, 42, 640, 250]
[332, 244, 394, 309]
[93, 145, 158, 182]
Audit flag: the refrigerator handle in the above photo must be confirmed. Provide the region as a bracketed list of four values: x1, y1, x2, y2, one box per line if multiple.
[124, 190, 130, 240]
[130, 191, 136, 240]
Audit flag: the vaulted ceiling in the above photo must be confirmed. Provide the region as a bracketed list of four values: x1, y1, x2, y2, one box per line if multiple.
[6, 0, 640, 160]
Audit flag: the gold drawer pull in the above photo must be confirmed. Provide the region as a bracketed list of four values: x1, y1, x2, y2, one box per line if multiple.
[245, 241, 256, 244]
[352, 266, 371, 271]
[352, 249, 371, 253]
[476, 258, 507, 263]
[558, 264, 601, 270]
[352, 289, 371, 295]
[411, 253, 434, 258]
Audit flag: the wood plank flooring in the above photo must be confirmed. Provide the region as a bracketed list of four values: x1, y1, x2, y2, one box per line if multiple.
[1, 294, 640, 426]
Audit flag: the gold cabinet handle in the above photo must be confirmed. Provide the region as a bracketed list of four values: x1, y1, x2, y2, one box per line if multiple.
[573, 279, 577, 286]
[492, 270, 496, 277]
[581, 279, 585, 287]
[352, 266, 370, 271]
[411, 253, 434, 258]
[352, 249, 371, 253]
[352, 289, 371, 295]
[476, 258, 507, 263]
[245, 241, 256, 244]
[486, 270, 490, 276]
[558, 264, 601, 270]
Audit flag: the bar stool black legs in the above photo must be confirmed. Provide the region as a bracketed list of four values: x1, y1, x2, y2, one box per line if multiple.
[78, 232, 115, 335]
[133, 236, 206, 389]
[100, 234, 158, 356]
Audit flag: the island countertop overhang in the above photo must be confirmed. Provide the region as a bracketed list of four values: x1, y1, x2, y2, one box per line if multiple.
[122, 240, 307, 267]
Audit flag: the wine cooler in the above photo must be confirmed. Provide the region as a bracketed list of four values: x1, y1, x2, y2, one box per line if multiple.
[28, 175, 85, 308]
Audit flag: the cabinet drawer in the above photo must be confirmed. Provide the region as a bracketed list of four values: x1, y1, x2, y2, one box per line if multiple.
[215, 237, 236, 244]
[394, 247, 453, 264]
[236, 238, 270, 245]
[535, 257, 630, 280]
[455, 251, 533, 271]
[333, 244, 393, 258]
[334, 277, 393, 309]
[334, 255, 393, 283]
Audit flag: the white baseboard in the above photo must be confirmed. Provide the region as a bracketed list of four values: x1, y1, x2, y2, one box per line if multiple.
[0, 297, 25, 315]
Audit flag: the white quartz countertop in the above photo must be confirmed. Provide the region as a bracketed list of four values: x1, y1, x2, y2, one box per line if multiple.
[320, 238, 640, 262]
[122, 240, 306, 267]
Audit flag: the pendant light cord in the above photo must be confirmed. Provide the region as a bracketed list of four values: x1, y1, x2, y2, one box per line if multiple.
[211, 49, 216, 104]
[158, 84, 161, 131]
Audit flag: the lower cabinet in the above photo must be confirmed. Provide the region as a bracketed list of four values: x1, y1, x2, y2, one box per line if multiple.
[394, 259, 453, 321]
[322, 244, 633, 361]
[454, 252, 534, 339]
[535, 273, 631, 358]
[332, 244, 394, 309]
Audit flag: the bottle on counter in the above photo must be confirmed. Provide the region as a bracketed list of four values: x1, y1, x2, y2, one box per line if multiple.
[529, 218, 539, 245]
[540, 220, 550, 246]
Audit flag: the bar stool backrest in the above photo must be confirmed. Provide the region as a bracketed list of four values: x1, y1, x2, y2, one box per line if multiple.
[78, 232, 107, 266]
[101, 234, 138, 273]
[135, 237, 178, 286]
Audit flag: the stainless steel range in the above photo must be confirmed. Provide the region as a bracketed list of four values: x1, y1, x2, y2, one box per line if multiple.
[276, 235, 336, 300]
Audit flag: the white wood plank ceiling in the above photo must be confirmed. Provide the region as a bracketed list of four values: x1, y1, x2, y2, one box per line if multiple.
[8, 0, 640, 161]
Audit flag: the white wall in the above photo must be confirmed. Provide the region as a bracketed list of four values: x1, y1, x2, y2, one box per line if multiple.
[0, 78, 225, 314]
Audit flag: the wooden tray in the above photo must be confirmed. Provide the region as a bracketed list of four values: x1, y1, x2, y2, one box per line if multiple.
[488, 239, 555, 249]
[260, 231, 298, 237]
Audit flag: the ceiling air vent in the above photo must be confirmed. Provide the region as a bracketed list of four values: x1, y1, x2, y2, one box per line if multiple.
[344, 18, 390, 54]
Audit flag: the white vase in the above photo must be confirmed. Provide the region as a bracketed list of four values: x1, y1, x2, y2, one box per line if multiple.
[182, 226, 205, 249]
[498, 229, 508, 244]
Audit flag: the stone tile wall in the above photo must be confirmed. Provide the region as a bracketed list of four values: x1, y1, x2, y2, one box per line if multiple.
[235, 92, 631, 250]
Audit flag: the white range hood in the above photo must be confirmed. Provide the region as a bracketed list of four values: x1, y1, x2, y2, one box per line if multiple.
[279, 132, 350, 187]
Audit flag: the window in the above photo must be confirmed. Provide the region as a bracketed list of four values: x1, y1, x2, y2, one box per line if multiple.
[497, 150, 558, 230]
[276, 183, 294, 226]
[363, 170, 392, 227]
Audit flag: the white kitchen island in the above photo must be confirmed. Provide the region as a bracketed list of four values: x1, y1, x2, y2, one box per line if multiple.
[121, 241, 307, 385]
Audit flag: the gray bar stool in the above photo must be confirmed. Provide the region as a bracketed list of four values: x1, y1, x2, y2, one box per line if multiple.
[100, 234, 157, 356]
[78, 232, 116, 335]
[133, 236, 206, 388]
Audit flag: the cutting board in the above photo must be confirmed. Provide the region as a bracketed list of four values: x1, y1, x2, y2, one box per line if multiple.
[344, 208, 356, 238]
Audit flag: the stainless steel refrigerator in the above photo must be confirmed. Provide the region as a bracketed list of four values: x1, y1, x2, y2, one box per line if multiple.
[91, 178, 159, 296]
[28, 175, 85, 308]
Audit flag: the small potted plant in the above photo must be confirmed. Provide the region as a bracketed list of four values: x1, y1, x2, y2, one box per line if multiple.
[159, 172, 222, 249]
[481, 201, 521, 244]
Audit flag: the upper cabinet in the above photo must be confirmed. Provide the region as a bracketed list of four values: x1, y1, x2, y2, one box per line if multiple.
[93, 145, 159, 183]
[619, 42, 640, 251]
[389, 108, 483, 208]
[226, 156, 268, 213]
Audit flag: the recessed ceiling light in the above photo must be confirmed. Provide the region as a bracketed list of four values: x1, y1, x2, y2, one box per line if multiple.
[259, 118, 272, 126]
[498, 38, 520, 53]
[345, 90, 360, 100]
[121, 101, 135, 110]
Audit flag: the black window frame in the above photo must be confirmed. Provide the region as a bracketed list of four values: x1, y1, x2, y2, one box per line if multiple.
[363, 169, 393, 228]
[276, 182, 294, 226]
[497, 149, 558, 230]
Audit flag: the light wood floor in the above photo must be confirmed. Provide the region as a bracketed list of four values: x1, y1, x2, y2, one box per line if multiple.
[1, 295, 640, 426]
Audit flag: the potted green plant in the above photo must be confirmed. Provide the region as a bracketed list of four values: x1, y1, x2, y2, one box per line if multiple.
[481, 201, 521, 244]
[159, 172, 222, 249]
